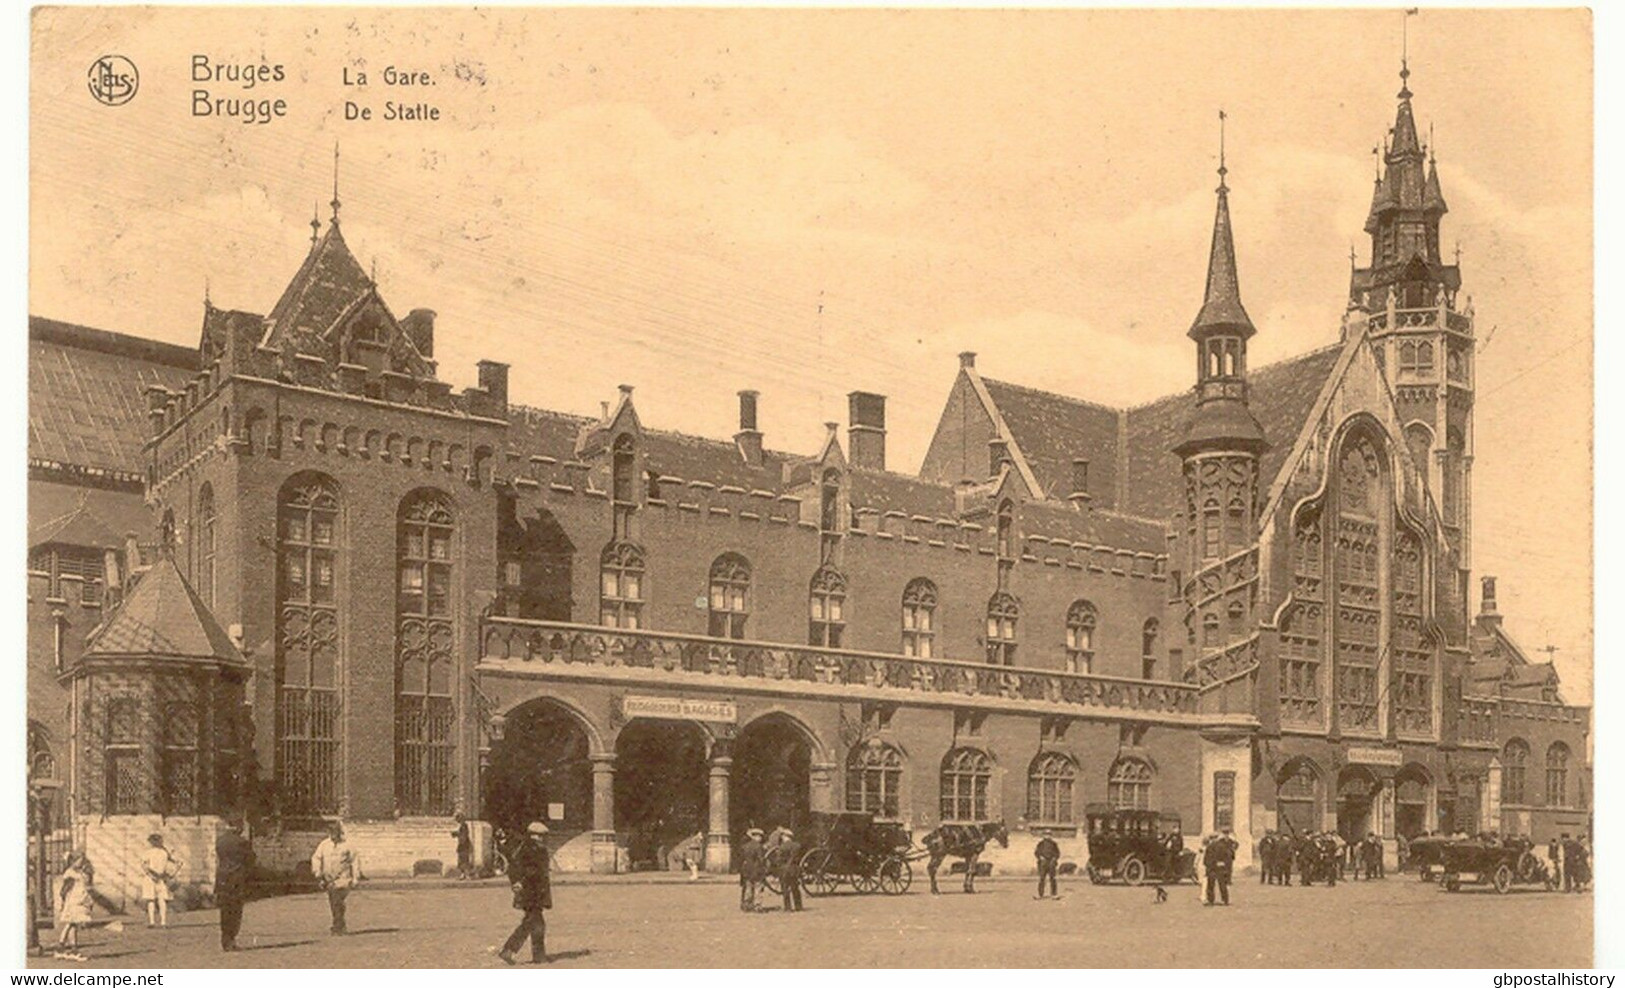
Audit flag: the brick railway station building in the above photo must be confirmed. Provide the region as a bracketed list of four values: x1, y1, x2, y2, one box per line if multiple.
[26, 68, 1590, 888]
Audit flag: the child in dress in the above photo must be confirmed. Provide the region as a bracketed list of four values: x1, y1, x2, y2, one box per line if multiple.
[139, 834, 179, 928]
[53, 853, 94, 961]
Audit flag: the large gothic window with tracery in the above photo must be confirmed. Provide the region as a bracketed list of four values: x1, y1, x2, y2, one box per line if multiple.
[985, 592, 1019, 666]
[1108, 757, 1154, 811]
[1391, 529, 1434, 735]
[276, 474, 341, 815]
[940, 748, 993, 822]
[901, 578, 937, 658]
[808, 565, 848, 647]
[396, 491, 456, 816]
[1334, 439, 1382, 733]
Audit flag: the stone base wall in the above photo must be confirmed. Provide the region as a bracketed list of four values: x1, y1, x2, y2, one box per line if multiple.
[78, 815, 228, 913]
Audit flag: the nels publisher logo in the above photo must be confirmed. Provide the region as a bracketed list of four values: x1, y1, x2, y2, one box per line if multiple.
[87, 55, 139, 106]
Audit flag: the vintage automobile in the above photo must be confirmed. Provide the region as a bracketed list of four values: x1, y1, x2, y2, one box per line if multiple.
[773, 810, 915, 896]
[1407, 834, 1453, 881]
[1439, 837, 1555, 894]
[1084, 804, 1197, 886]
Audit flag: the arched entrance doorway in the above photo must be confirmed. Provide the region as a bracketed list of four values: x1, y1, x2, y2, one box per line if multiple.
[484, 700, 595, 838]
[732, 715, 814, 844]
[1453, 775, 1482, 836]
[1276, 758, 1323, 837]
[1394, 764, 1431, 840]
[1336, 766, 1378, 842]
[614, 720, 709, 871]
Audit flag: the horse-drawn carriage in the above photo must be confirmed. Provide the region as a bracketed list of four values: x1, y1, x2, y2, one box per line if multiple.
[785, 811, 915, 897]
[1083, 805, 1196, 886]
[1439, 837, 1555, 894]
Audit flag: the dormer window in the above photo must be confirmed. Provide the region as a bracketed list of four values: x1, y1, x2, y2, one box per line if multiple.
[611, 434, 636, 505]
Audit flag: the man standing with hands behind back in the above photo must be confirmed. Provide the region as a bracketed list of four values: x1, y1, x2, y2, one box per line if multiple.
[1034, 832, 1060, 899]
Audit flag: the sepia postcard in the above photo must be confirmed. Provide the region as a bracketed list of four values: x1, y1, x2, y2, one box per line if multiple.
[19, 5, 1594, 970]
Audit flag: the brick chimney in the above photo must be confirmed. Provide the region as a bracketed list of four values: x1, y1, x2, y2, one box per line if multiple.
[847, 391, 886, 472]
[477, 360, 509, 406]
[1069, 457, 1093, 506]
[959, 351, 977, 370]
[735, 390, 763, 467]
[1477, 575, 1502, 631]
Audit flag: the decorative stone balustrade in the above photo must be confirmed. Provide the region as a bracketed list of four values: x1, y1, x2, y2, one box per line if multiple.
[478, 618, 1199, 718]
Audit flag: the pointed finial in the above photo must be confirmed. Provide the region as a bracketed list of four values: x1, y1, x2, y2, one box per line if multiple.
[1429, 121, 1437, 163]
[1400, 8, 1418, 99]
[330, 142, 342, 223]
[1349, 243, 1357, 270]
[1454, 242, 1462, 266]
[370, 256, 378, 283]
[310, 200, 321, 246]
[1217, 109, 1228, 192]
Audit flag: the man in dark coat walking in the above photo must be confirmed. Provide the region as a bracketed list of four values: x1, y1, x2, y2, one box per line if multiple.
[214, 817, 254, 952]
[498, 822, 552, 965]
[1034, 834, 1060, 899]
[1203, 830, 1238, 906]
[777, 830, 804, 912]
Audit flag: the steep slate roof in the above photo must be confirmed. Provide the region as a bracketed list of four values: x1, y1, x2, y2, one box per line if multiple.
[29, 481, 154, 550]
[83, 555, 243, 663]
[29, 318, 196, 476]
[980, 378, 1120, 506]
[1119, 344, 1345, 521]
[262, 224, 373, 347]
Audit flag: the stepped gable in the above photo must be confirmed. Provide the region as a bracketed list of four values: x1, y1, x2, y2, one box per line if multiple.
[82, 554, 243, 664]
[29, 317, 196, 477]
[1120, 344, 1344, 521]
[980, 377, 1121, 506]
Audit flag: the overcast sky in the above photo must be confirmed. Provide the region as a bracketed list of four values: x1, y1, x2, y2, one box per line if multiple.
[30, 8, 1592, 700]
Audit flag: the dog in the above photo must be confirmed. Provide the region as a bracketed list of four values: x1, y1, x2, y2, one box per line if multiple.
[1153, 885, 1168, 903]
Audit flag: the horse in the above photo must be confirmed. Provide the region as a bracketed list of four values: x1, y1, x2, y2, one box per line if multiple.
[921, 821, 1009, 894]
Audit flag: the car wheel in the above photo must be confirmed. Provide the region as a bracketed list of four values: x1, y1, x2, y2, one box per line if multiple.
[1121, 857, 1147, 886]
[1086, 864, 1103, 885]
[1493, 863, 1513, 895]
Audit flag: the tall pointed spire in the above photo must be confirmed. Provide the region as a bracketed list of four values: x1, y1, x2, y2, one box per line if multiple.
[310, 200, 321, 246]
[330, 142, 342, 224]
[1190, 109, 1253, 340]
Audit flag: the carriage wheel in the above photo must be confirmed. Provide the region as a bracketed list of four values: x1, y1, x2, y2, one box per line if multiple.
[1121, 857, 1148, 886]
[801, 848, 838, 897]
[852, 866, 881, 894]
[1493, 863, 1513, 895]
[878, 857, 913, 895]
[1086, 864, 1104, 885]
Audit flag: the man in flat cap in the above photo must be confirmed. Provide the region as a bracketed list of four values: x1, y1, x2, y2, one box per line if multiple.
[498, 822, 553, 965]
[739, 828, 767, 912]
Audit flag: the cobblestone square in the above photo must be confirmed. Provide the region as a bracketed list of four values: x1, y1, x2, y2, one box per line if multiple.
[26, 875, 1592, 969]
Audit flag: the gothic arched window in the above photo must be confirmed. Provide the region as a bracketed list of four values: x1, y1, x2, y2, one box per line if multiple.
[1276, 759, 1322, 836]
[901, 578, 937, 658]
[985, 592, 1019, 666]
[1065, 600, 1097, 674]
[1546, 742, 1571, 808]
[846, 742, 903, 819]
[396, 491, 456, 816]
[940, 748, 993, 822]
[708, 553, 751, 639]
[1108, 757, 1154, 811]
[104, 697, 142, 815]
[197, 483, 216, 608]
[161, 702, 201, 816]
[276, 473, 341, 815]
[1027, 752, 1076, 825]
[1201, 497, 1222, 560]
[809, 565, 848, 647]
[600, 541, 646, 629]
[1502, 738, 1529, 805]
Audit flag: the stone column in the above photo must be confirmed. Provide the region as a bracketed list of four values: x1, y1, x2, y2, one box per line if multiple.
[590, 754, 618, 874]
[706, 756, 732, 873]
[810, 760, 837, 813]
